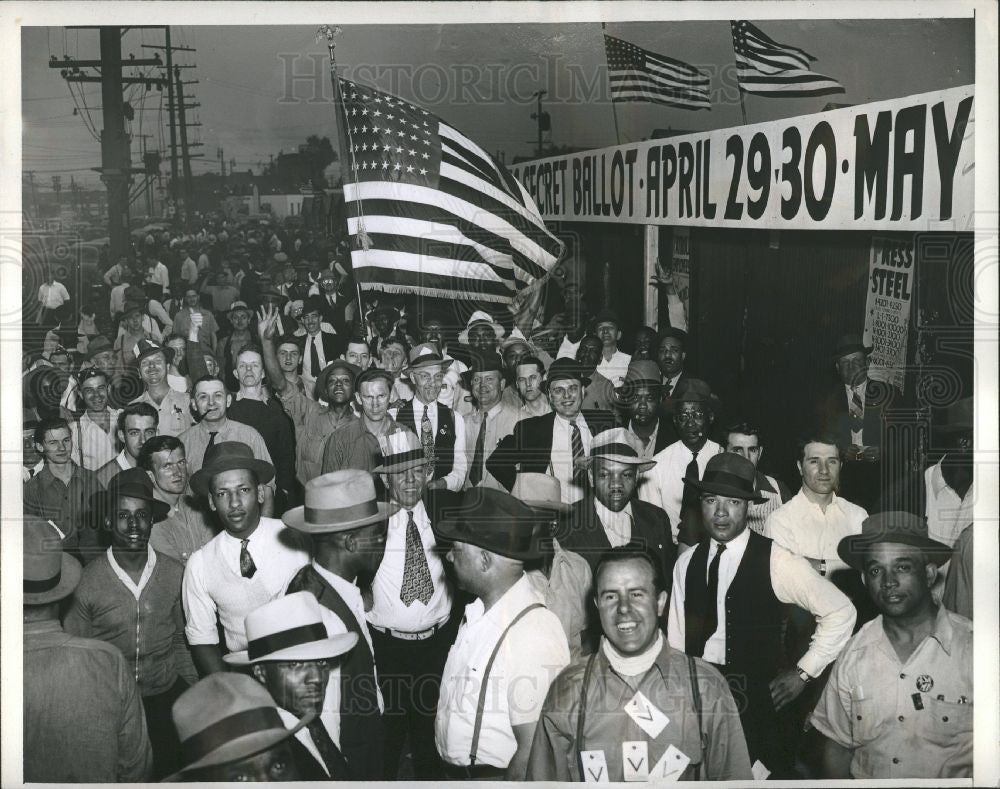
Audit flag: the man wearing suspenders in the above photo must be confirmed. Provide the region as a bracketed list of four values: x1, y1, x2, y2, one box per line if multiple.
[433, 488, 571, 779]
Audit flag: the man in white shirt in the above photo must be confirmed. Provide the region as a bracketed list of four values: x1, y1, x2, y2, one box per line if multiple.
[95, 402, 158, 487]
[70, 367, 121, 472]
[370, 432, 457, 779]
[667, 453, 856, 778]
[463, 351, 522, 490]
[589, 309, 631, 387]
[224, 592, 360, 779]
[433, 488, 570, 780]
[514, 355, 551, 417]
[182, 442, 309, 676]
[145, 256, 170, 300]
[37, 272, 71, 325]
[642, 378, 723, 548]
[178, 248, 199, 286]
[283, 469, 395, 780]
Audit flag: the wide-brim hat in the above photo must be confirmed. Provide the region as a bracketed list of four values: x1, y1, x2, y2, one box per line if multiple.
[458, 310, 505, 344]
[433, 487, 544, 561]
[588, 309, 621, 332]
[577, 428, 656, 472]
[258, 288, 286, 304]
[314, 359, 360, 401]
[134, 338, 174, 365]
[223, 592, 359, 666]
[683, 452, 766, 504]
[613, 360, 664, 404]
[84, 335, 114, 361]
[167, 673, 315, 780]
[283, 469, 398, 533]
[460, 350, 504, 385]
[499, 329, 533, 354]
[510, 472, 571, 513]
[122, 298, 147, 317]
[92, 467, 170, 522]
[23, 516, 82, 605]
[301, 295, 329, 318]
[372, 429, 427, 474]
[933, 396, 973, 434]
[838, 511, 953, 572]
[190, 441, 276, 497]
[543, 357, 591, 391]
[404, 343, 454, 375]
[664, 377, 721, 413]
[831, 333, 873, 361]
[228, 300, 252, 315]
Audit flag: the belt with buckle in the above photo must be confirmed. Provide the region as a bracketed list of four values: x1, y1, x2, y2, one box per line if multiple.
[369, 621, 444, 641]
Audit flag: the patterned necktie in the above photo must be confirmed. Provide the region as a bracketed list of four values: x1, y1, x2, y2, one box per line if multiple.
[571, 422, 587, 488]
[239, 538, 257, 579]
[850, 387, 865, 430]
[399, 510, 434, 606]
[306, 719, 350, 778]
[468, 414, 488, 486]
[420, 405, 435, 471]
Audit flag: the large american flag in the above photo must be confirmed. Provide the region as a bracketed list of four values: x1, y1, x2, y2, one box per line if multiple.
[337, 78, 563, 304]
[604, 34, 711, 110]
[731, 20, 845, 97]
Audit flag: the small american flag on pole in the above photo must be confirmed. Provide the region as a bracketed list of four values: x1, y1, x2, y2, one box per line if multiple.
[604, 33, 711, 110]
[731, 20, 845, 97]
[338, 78, 563, 304]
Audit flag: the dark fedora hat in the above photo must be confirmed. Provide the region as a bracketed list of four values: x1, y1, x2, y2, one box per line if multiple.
[683, 452, 766, 504]
[831, 333, 873, 361]
[543, 357, 591, 391]
[933, 396, 973, 433]
[665, 377, 721, 413]
[190, 441, 276, 497]
[23, 516, 81, 605]
[301, 295, 329, 317]
[838, 511, 952, 572]
[613, 360, 664, 403]
[84, 335, 114, 361]
[93, 467, 170, 522]
[133, 338, 174, 365]
[460, 349, 504, 385]
[433, 487, 545, 561]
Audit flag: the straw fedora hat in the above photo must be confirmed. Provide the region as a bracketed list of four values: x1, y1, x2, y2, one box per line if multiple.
[223, 591, 358, 666]
[404, 343, 454, 375]
[372, 430, 427, 474]
[23, 516, 81, 605]
[282, 469, 398, 533]
[576, 428, 656, 473]
[457, 310, 505, 345]
[168, 673, 314, 779]
[510, 472, 570, 513]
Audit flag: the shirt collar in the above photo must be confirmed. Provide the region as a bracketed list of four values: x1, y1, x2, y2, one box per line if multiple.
[312, 561, 363, 609]
[756, 471, 777, 494]
[793, 487, 844, 513]
[107, 545, 157, 594]
[554, 411, 584, 429]
[467, 572, 536, 628]
[593, 497, 633, 527]
[710, 526, 750, 554]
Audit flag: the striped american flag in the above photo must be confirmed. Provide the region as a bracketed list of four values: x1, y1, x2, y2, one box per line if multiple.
[338, 78, 563, 304]
[731, 20, 845, 97]
[604, 34, 711, 110]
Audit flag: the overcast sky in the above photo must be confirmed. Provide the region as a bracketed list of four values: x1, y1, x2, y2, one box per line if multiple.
[21, 18, 974, 190]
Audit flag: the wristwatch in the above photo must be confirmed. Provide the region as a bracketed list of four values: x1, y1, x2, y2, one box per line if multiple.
[797, 667, 813, 684]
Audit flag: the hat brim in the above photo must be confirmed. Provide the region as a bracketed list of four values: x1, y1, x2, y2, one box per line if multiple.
[91, 487, 171, 523]
[165, 712, 316, 780]
[433, 519, 542, 561]
[458, 321, 505, 345]
[190, 459, 276, 497]
[683, 477, 767, 505]
[664, 393, 721, 413]
[831, 344, 874, 361]
[837, 533, 953, 572]
[521, 499, 572, 514]
[612, 380, 664, 403]
[577, 454, 657, 473]
[24, 553, 82, 605]
[223, 632, 359, 666]
[372, 457, 428, 474]
[281, 501, 398, 533]
[404, 357, 454, 376]
[543, 374, 592, 391]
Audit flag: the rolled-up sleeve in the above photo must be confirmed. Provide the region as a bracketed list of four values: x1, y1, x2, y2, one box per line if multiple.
[444, 412, 469, 491]
[182, 551, 219, 645]
[771, 546, 856, 678]
[809, 653, 856, 748]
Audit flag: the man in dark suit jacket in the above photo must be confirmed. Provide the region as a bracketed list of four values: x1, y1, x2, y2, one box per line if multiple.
[312, 268, 352, 337]
[614, 359, 674, 456]
[297, 295, 346, 392]
[815, 334, 898, 511]
[487, 358, 614, 502]
[556, 428, 676, 586]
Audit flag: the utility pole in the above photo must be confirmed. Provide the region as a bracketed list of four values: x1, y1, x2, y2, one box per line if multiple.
[50, 28, 161, 263]
[175, 66, 193, 212]
[25, 171, 38, 217]
[218, 147, 225, 177]
[530, 90, 549, 158]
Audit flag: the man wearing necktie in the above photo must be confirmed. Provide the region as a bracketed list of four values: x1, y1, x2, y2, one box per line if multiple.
[368, 431, 459, 779]
[462, 351, 523, 490]
[224, 592, 360, 779]
[297, 296, 345, 400]
[667, 453, 856, 778]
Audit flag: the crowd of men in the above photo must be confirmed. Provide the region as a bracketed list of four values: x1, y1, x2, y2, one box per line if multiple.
[21, 220, 975, 782]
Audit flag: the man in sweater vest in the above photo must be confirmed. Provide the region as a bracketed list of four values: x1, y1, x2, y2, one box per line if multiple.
[283, 469, 395, 780]
[667, 453, 856, 778]
[393, 343, 469, 491]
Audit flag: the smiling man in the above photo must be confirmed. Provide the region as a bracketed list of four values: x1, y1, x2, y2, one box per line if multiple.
[527, 548, 752, 782]
[130, 339, 194, 437]
[95, 402, 158, 487]
[183, 442, 309, 676]
[667, 453, 856, 778]
[71, 367, 122, 472]
[463, 351, 522, 490]
[812, 512, 971, 780]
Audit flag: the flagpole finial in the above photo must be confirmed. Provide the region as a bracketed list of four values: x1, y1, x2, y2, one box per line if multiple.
[316, 25, 342, 52]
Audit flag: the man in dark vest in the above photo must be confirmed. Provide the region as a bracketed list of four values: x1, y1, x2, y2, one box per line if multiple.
[283, 468, 396, 780]
[392, 343, 469, 491]
[666, 453, 856, 778]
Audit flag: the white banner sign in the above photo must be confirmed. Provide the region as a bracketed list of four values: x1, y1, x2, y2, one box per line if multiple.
[864, 235, 915, 391]
[511, 86, 974, 231]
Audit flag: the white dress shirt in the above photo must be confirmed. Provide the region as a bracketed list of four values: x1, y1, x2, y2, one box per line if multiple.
[925, 460, 974, 548]
[183, 517, 309, 651]
[596, 349, 631, 388]
[38, 281, 70, 310]
[411, 398, 469, 492]
[549, 413, 593, 505]
[71, 409, 121, 471]
[436, 574, 570, 768]
[593, 499, 634, 547]
[463, 401, 523, 490]
[367, 501, 452, 632]
[667, 528, 856, 678]
[766, 489, 868, 573]
[642, 439, 723, 542]
[302, 331, 329, 383]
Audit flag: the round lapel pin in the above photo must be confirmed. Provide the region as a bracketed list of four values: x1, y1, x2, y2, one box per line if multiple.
[916, 674, 934, 693]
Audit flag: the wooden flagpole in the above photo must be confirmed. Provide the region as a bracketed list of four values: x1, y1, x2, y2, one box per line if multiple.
[601, 22, 623, 145]
[730, 22, 750, 124]
[318, 25, 371, 340]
